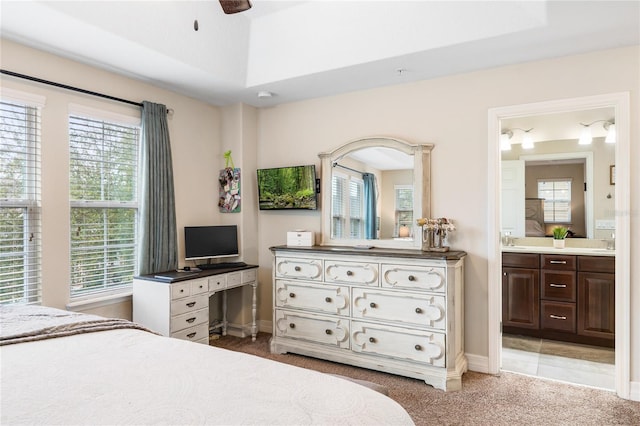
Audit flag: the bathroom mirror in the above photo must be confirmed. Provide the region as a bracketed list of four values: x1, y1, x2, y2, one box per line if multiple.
[319, 137, 433, 249]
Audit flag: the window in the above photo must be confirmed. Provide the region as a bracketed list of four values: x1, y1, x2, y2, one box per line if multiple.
[0, 99, 42, 304]
[331, 172, 364, 239]
[69, 113, 140, 298]
[394, 185, 413, 236]
[538, 179, 571, 223]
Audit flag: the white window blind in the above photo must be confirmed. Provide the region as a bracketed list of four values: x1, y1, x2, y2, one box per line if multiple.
[0, 100, 42, 304]
[394, 185, 413, 236]
[332, 174, 346, 238]
[538, 179, 572, 223]
[69, 114, 140, 298]
[349, 179, 363, 239]
[331, 173, 364, 239]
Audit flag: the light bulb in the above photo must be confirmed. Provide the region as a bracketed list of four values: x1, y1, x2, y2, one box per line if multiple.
[605, 123, 616, 144]
[579, 125, 592, 145]
[500, 133, 512, 151]
[521, 132, 534, 149]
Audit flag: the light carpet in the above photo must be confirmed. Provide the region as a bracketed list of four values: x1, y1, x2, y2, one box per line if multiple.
[211, 332, 639, 426]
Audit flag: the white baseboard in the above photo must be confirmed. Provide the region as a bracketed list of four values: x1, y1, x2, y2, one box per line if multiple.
[629, 381, 640, 401]
[465, 353, 490, 374]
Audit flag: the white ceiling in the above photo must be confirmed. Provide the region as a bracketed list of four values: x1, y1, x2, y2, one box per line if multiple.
[1, 0, 638, 110]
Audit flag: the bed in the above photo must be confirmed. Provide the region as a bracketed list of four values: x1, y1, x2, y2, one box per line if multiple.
[1, 305, 413, 425]
[525, 198, 546, 237]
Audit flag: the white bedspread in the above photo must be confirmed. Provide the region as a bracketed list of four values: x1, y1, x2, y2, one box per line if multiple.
[0, 307, 414, 425]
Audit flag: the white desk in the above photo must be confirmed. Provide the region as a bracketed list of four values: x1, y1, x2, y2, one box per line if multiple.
[133, 265, 258, 344]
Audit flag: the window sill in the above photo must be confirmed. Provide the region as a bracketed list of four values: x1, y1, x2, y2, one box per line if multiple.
[66, 290, 132, 312]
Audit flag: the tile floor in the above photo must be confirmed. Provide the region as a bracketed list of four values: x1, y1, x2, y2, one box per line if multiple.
[502, 346, 616, 391]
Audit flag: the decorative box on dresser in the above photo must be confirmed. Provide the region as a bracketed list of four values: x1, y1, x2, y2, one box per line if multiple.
[269, 245, 467, 391]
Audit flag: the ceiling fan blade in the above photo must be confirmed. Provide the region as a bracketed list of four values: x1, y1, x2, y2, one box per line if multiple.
[219, 0, 252, 14]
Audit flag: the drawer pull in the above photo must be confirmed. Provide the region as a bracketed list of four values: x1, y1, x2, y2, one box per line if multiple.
[289, 292, 296, 298]
[325, 329, 332, 335]
[549, 260, 567, 264]
[325, 297, 332, 303]
[369, 337, 376, 343]
[289, 323, 295, 329]
[186, 317, 196, 323]
[199, 285, 204, 289]
[186, 302, 196, 307]
[346, 270, 353, 276]
[415, 307, 423, 314]
[186, 332, 197, 339]
[415, 344, 422, 351]
[549, 283, 567, 288]
[550, 314, 567, 320]
[180, 289, 185, 293]
[408, 275, 416, 281]
[294, 266, 301, 272]
[369, 302, 377, 308]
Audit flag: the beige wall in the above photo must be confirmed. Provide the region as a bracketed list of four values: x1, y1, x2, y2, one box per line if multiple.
[255, 46, 639, 380]
[2, 39, 638, 385]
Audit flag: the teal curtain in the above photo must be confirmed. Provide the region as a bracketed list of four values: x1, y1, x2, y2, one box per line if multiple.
[138, 101, 177, 275]
[363, 173, 377, 239]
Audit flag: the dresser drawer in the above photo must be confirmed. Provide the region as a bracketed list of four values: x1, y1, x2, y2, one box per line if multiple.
[541, 270, 576, 302]
[325, 260, 379, 286]
[274, 310, 349, 348]
[275, 257, 323, 281]
[170, 307, 208, 333]
[275, 280, 349, 316]
[171, 293, 208, 316]
[352, 288, 445, 330]
[352, 321, 445, 367]
[209, 274, 226, 291]
[172, 322, 209, 343]
[381, 264, 446, 293]
[541, 254, 576, 270]
[541, 301, 576, 333]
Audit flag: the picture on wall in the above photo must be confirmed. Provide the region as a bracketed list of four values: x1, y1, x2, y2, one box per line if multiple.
[219, 167, 241, 213]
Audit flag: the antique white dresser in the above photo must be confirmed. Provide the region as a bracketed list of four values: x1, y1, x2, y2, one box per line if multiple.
[269, 245, 466, 391]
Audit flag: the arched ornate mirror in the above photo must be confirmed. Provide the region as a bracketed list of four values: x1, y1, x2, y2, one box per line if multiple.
[319, 137, 433, 249]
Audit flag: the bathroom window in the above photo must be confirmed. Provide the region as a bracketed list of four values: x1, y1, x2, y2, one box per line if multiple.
[538, 179, 571, 223]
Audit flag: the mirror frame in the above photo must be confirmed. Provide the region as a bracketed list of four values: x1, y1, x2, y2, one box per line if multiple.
[319, 136, 433, 249]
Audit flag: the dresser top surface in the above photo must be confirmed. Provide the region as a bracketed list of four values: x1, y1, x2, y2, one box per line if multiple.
[270, 245, 466, 260]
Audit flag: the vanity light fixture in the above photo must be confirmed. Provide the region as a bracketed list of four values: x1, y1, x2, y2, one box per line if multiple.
[578, 119, 616, 145]
[500, 128, 533, 150]
[521, 129, 534, 149]
[500, 130, 513, 151]
[257, 91, 273, 99]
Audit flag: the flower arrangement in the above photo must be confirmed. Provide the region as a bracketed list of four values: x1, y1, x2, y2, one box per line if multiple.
[417, 217, 456, 252]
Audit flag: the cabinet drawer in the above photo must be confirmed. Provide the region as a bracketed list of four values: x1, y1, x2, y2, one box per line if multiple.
[209, 275, 226, 292]
[325, 260, 379, 286]
[275, 257, 323, 281]
[170, 307, 208, 333]
[352, 288, 445, 330]
[242, 268, 257, 283]
[172, 322, 209, 343]
[274, 310, 349, 348]
[352, 321, 445, 367]
[578, 256, 615, 273]
[171, 293, 208, 316]
[171, 281, 192, 299]
[541, 254, 576, 270]
[190, 278, 208, 295]
[541, 270, 576, 302]
[381, 264, 446, 292]
[227, 272, 241, 288]
[275, 280, 349, 316]
[502, 253, 540, 269]
[541, 301, 576, 333]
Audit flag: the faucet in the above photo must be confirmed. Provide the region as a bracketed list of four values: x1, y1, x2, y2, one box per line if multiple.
[606, 233, 615, 250]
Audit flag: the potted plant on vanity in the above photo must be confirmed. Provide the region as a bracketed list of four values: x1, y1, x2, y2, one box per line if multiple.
[552, 226, 569, 249]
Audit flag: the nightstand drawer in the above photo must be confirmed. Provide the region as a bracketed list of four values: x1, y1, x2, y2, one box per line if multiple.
[541, 270, 576, 302]
[171, 294, 208, 316]
[381, 264, 446, 292]
[170, 307, 208, 333]
[352, 288, 445, 330]
[541, 301, 576, 333]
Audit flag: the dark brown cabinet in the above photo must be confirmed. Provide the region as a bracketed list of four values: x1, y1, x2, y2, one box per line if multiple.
[502, 252, 614, 347]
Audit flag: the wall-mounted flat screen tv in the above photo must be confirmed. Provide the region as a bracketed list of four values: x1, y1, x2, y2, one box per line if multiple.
[184, 225, 239, 261]
[257, 164, 317, 210]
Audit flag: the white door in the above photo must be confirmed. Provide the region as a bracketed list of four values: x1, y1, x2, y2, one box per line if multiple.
[501, 160, 525, 238]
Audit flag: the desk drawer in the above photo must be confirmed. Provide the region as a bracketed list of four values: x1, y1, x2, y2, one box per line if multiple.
[172, 322, 209, 343]
[171, 281, 191, 299]
[190, 278, 208, 295]
[171, 307, 208, 333]
[242, 268, 257, 283]
[171, 294, 208, 316]
[209, 275, 226, 292]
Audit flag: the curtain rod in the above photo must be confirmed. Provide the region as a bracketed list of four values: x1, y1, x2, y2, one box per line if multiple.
[1, 69, 172, 112]
[332, 161, 364, 175]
